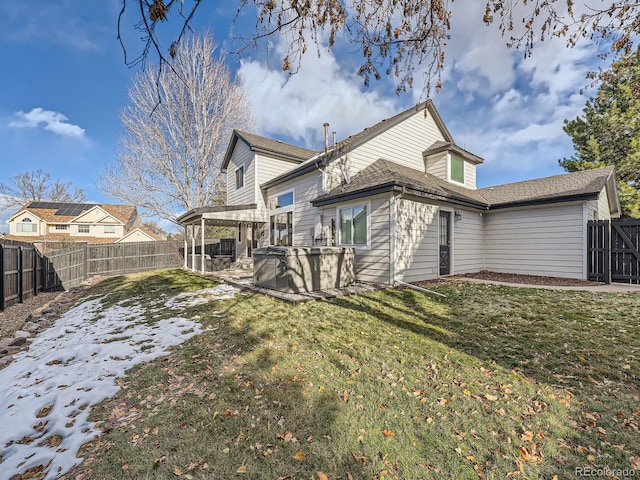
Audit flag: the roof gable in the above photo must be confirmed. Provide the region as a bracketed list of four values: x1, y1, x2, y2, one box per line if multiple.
[262, 100, 457, 189]
[221, 130, 316, 172]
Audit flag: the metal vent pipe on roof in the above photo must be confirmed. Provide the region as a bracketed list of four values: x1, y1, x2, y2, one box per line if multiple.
[324, 122, 329, 153]
[332, 131, 336, 146]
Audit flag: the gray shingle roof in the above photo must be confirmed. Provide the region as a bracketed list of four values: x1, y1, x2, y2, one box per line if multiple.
[312, 159, 488, 208]
[234, 130, 317, 160]
[312, 161, 615, 209]
[222, 130, 317, 171]
[478, 167, 614, 207]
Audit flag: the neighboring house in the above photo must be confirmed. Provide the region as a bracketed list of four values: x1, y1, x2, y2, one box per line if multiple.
[178, 100, 621, 282]
[4, 201, 159, 245]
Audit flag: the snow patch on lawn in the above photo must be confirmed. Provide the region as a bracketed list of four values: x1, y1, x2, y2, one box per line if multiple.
[0, 284, 238, 479]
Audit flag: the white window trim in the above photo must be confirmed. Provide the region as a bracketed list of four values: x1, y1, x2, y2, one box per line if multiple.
[268, 189, 295, 246]
[336, 200, 371, 249]
[104, 225, 116, 234]
[235, 164, 245, 190]
[447, 153, 466, 187]
[78, 224, 90, 233]
[54, 224, 69, 231]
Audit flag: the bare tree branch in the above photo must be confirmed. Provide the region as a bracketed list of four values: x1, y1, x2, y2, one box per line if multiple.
[119, 0, 640, 96]
[99, 33, 254, 225]
[0, 169, 87, 210]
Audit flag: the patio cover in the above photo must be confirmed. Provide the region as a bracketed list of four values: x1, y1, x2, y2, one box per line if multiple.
[176, 204, 267, 274]
[176, 204, 268, 226]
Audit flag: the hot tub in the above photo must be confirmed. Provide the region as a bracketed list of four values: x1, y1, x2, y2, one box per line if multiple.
[253, 246, 356, 293]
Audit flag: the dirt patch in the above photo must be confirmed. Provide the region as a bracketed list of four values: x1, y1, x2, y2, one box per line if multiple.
[453, 270, 602, 287]
[0, 292, 60, 338]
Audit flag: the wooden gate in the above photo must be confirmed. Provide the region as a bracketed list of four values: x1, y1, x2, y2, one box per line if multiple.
[588, 219, 640, 284]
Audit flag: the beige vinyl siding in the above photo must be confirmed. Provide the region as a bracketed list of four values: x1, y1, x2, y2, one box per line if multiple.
[464, 160, 477, 189]
[484, 204, 585, 279]
[425, 153, 447, 181]
[256, 154, 303, 214]
[394, 198, 439, 282]
[9, 211, 43, 236]
[226, 140, 255, 206]
[597, 187, 612, 220]
[325, 111, 445, 191]
[319, 195, 391, 283]
[337, 195, 391, 283]
[265, 171, 324, 246]
[453, 209, 484, 273]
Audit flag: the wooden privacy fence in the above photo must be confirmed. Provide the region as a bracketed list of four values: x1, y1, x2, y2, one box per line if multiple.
[1, 240, 183, 311]
[587, 219, 640, 284]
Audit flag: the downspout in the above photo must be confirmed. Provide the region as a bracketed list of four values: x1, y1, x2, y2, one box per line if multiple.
[390, 186, 406, 286]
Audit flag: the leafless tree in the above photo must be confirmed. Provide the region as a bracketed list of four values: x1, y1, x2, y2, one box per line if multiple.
[118, 0, 640, 95]
[99, 33, 253, 225]
[0, 169, 86, 209]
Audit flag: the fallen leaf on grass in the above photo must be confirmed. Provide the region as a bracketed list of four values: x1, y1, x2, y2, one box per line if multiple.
[294, 450, 308, 459]
[317, 472, 328, 480]
[382, 429, 395, 437]
[630, 456, 640, 470]
[173, 466, 182, 476]
[352, 452, 367, 465]
[237, 458, 248, 473]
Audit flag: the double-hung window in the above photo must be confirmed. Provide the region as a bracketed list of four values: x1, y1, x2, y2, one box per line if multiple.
[104, 225, 116, 234]
[338, 204, 368, 246]
[269, 191, 294, 246]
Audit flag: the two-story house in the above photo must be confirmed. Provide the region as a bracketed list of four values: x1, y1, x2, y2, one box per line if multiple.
[5, 202, 159, 245]
[178, 100, 620, 283]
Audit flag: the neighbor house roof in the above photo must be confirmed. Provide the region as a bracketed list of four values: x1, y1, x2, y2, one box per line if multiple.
[312, 159, 489, 209]
[12, 201, 138, 225]
[262, 100, 456, 189]
[478, 167, 617, 209]
[312, 162, 618, 212]
[221, 130, 317, 172]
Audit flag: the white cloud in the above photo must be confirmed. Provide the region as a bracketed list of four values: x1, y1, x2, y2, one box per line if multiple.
[238, 37, 402, 147]
[9, 108, 85, 139]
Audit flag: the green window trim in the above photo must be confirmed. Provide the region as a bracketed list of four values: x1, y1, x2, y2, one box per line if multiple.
[451, 155, 465, 184]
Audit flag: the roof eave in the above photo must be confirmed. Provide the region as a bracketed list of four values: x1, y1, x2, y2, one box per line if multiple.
[488, 192, 599, 210]
[312, 181, 488, 209]
[261, 161, 322, 189]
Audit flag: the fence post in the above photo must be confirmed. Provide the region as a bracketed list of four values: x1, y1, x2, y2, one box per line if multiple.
[83, 244, 88, 281]
[18, 246, 24, 304]
[33, 246, 38, 296]
[604, 220, 611, 285]
[0, 244, 4, 311]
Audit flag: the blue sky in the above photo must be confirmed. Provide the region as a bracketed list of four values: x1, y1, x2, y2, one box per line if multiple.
[0, 0, 608, 232]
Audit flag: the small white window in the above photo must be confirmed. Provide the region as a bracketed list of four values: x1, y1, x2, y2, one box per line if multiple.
[235, 166, 245, 189]
[338, 204, 368, 246]
[104, 225, 116, 234]
[55, 225, 68, 231]
[78, 225, 90, 234]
